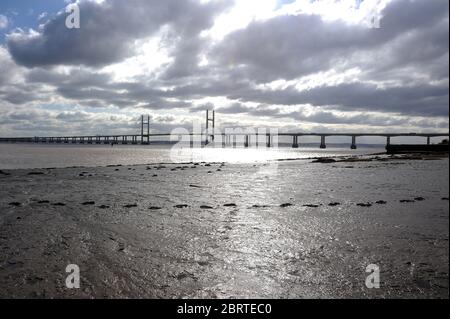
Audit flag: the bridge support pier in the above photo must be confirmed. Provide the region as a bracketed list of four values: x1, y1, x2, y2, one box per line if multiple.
[427, 136, 431, 145]
[244, 135, 249, 148]
[320, 136, 326, 149]
[267, 135, 272, 148]
[386, 136, 391, 147]
[292, 136, 299, 148]
[351, 136, 357, 149]
[222, 134, 226, 148]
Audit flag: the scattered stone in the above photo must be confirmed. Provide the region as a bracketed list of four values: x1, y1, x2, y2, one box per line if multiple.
[98, 205, 110, 209]
[252, 205, 269, 208]
[174, 204, 189, 209]
[27, 171, 44, 175]
[205, 164, 211, 167]
[37, 200, 50, 204]
[82, 201, 95, 206]
[356, 203, 372, 207]
[207, 171, 213, 174]
[200, 205, 213, 209]
[123, 204, 138, 208]
[8, 202, 22, 207]
[149, 206, 162, 210]
[52, 202, 66, 206]
[303, 204, 320, 208]
[328, 202, 341, 206]
[223, 203, 237, 207]
[216, 169, 222, 172]
[312, 158, 336, 164]
[400, 199, 415, 203]
[376, 200, 387, 205]
[280, 203, 293, 208]
[152, 174, 158, 177]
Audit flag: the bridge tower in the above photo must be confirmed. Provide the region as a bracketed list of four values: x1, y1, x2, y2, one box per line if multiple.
[141, 115, 150, 145]
[205, 110, 215, 145]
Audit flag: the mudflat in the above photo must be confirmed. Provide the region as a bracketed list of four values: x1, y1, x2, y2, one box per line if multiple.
[0, 157, 448, 298]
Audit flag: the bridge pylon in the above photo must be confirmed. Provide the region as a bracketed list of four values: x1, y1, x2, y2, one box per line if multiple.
[141, 115, 150, 145]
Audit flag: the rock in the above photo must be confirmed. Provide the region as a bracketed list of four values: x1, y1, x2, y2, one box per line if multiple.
[223, 203, 237, 207]
[328, 202, 341, 206]
[123, 204, 138, 208]
[200, 205, 213, 209]
[115, 169, 120, 171]
[303, 204, 320, 208]
[152, 174, 158, 177]
[280, 203, 293, 208]
[81, 201, 95, 206]
[312, 158, 336, 163]
[252, 205, 269, 208]
[414, 197, 425, 201]
[356, 203, 372, 207]
[174, 204, 189, 209]
[442, 197, 449, 201]
[8, 202, 22, 207]
[37, 200, 50, 204]
[375, 200, 387, 205]
[27, 171, 44, 175]
[0, 170, 11, 176]
[98, 205, 110, 209]
[52, 202, 66, 206]
[400, 199, 415, 203]
[149, 206, 162, 210]
[189, 184, 202, 188]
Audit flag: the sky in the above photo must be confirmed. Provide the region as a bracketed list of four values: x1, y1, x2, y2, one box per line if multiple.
[0, 0, 448, 140]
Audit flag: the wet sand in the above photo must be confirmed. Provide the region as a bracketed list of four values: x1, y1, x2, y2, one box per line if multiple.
[0, 155, 448, 298]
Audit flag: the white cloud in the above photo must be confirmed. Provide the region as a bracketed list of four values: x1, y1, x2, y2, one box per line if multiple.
[0, 15, 9, 29]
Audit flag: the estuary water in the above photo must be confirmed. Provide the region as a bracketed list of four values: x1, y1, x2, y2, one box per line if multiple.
[0, 143, 385, 169]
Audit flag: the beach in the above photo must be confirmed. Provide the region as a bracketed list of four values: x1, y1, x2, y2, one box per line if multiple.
[0, 151, 448, 299]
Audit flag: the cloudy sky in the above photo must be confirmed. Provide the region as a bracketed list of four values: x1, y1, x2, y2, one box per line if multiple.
[0, 0, 448, 138]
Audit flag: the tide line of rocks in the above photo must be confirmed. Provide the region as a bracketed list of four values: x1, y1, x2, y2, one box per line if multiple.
[7, 196, 448, 210]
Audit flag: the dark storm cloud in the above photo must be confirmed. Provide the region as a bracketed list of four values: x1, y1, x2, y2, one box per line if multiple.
[7, 0, 229, 67]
